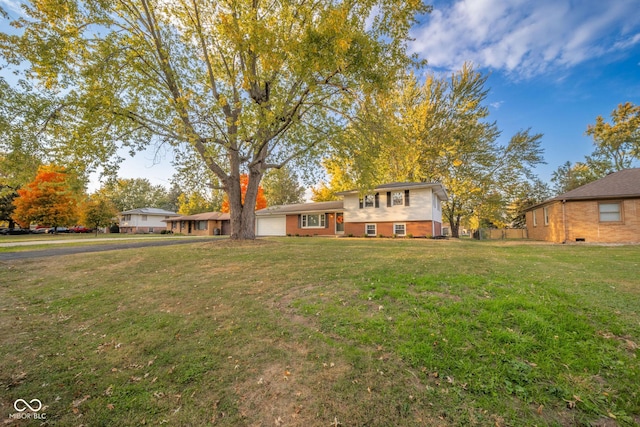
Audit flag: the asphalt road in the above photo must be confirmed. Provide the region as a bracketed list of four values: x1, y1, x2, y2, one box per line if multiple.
[0, 237, 217, 261]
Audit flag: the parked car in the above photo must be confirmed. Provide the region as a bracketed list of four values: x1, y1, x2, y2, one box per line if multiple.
[46, 227, 69, 234]
[33, 225, 51, 234]
[0, 227, 31, 235]
[69, 226, 93, 233]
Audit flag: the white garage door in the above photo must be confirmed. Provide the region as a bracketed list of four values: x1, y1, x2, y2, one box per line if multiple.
[256, 216, 286, 236]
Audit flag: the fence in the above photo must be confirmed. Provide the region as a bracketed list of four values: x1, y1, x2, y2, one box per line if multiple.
[473, 228, 528, 240]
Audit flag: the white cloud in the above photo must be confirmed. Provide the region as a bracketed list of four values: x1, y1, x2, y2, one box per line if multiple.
[410, 0, 640, 78]
[0, 0, 23, 16]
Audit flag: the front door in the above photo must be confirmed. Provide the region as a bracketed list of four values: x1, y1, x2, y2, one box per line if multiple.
[336, 212, 344, 234]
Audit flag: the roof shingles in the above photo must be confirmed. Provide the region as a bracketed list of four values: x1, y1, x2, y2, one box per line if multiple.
[554, 168, 640, 201]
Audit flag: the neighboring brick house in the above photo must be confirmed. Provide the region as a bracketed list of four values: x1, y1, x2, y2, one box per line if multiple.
[119, 208, 180, 234]
[255, 182, 448, 237]
[525, 168, 640, 243]
[164, 212, 231, 236]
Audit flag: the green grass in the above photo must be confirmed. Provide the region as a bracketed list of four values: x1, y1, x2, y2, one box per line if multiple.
[1, 238, 638, 426]
[0, 233, 208, 253]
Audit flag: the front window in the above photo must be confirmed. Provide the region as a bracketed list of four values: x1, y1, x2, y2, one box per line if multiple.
[366, 224, 377, 236]
[302, 214, 325, 228]
[197, 221, 207, 230]
[392, 192, 404, 206]
[599, 203, 622, 222]
[394, 223, 406, 236]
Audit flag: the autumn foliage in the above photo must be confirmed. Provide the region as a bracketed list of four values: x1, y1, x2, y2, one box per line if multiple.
[12, 166, 78, 228]
[221, 175, 267, 213]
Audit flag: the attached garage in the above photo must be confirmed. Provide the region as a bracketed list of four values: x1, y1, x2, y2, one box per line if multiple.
[256, 215, 286, 236]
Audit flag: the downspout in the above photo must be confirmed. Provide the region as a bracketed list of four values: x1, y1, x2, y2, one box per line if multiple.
[562, 200, 567, 244]
[432, 194, 437, 236]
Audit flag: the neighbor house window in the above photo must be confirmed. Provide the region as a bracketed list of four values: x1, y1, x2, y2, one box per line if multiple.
[393, 223, 406, 236]
[543, 207, 549, 225]
[197, 221, 207, 230]
[141, 215, 148, 221]
[366, 224, 377, 236]
[599, 202, 622, 222]
[302, 214, 326, 228]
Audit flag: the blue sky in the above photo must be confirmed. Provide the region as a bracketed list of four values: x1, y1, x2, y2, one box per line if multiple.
[410, 0, 640, 184]
[2, 0, 640, 191]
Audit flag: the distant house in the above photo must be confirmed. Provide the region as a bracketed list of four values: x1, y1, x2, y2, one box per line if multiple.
[255, 182, 448, 237]
[164, 212, 231, 236]
[525, 168, 640, 243]
[119, 208, 180, 234]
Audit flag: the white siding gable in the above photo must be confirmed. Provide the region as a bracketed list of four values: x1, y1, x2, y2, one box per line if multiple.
[344, 187, 437, 222]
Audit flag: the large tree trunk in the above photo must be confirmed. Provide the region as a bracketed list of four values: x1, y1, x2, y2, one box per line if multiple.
[226, 170, 263, 240]
[450, 215, 461, 238]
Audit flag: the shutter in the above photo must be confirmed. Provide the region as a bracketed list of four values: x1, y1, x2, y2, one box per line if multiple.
[375, 193, 380, 208]
[387, 192, 392, 207]
[325, 214, 329, 228]
[298, 215, 302, 228]
[359, 198, 363, 209]
[405, 190, 410, 206]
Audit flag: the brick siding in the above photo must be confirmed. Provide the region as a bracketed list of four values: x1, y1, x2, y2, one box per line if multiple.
[527, 198, 640, 243]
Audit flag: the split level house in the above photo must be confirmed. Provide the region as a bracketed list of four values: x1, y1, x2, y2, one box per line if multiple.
[119, 207, 180, 234]
[255, 182, 449, 238]
[525, 168, 640, 244]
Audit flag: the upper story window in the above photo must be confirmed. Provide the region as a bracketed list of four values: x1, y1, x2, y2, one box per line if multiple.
[360, 193, 379, 209]
[386, 190, 410, 207]
[364, 195, 375, 208]
[141, 215, 148, 221]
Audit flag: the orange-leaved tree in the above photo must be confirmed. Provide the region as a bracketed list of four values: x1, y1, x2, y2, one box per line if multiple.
[221, 174, 267, 214]
[13, 165, 79, 231]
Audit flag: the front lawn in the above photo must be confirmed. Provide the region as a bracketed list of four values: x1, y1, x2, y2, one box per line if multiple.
[1, 238, 638, 426]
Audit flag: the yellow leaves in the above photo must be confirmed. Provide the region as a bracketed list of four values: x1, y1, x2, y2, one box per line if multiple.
[336, 37, 351, 53]
[453, 159, 463, 167]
